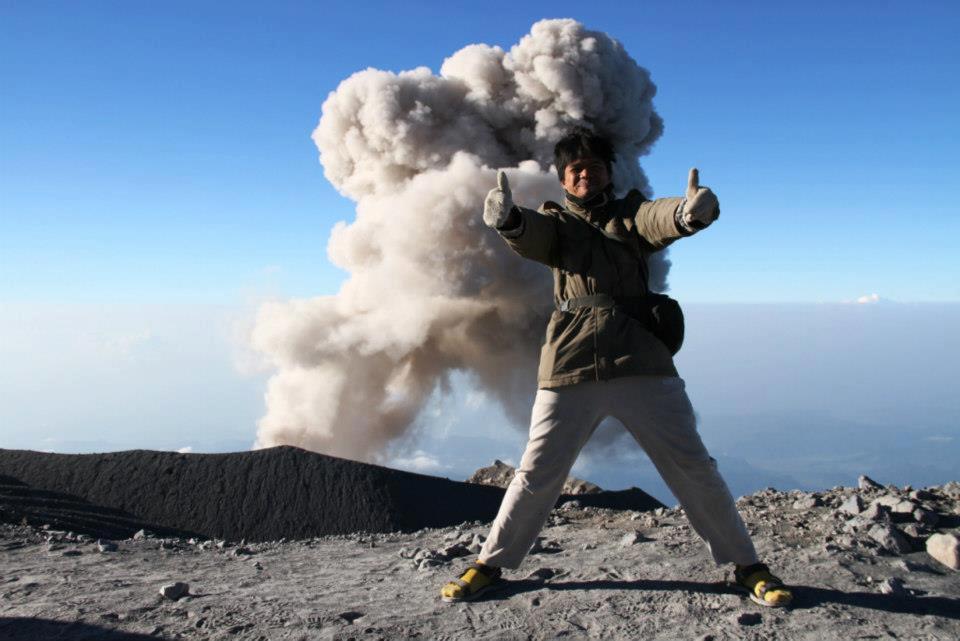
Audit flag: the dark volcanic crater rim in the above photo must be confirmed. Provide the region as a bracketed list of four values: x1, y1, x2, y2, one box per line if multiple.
[0, 446, 664, 542]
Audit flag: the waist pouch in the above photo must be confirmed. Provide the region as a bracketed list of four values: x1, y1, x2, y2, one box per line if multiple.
[557, 293, 685, 356]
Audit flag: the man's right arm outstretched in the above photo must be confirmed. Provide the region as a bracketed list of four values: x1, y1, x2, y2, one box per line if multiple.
[483, 170, 559, 267]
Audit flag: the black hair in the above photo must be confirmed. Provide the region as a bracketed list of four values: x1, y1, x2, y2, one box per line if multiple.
[553, 127, 615, 180]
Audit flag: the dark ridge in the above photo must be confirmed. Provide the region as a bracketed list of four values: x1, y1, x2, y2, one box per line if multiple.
[0, 447, 664, 542]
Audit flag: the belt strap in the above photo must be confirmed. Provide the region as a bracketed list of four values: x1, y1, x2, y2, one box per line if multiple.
[558, 294, 615, 312]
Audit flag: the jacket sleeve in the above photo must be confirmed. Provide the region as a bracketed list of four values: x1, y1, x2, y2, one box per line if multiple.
[498, 205, 560, 267]
[633, 196, 690, 252]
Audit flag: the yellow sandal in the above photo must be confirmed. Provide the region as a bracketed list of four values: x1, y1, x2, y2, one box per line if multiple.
[440, 562, 502, 603]
[734, 563, 793, 608]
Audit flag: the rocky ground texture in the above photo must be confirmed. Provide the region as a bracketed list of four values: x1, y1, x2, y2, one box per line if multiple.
[1, 476, 958, 640]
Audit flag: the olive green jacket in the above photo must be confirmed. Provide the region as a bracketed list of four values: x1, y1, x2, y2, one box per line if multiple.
[499, 190, 690, 388]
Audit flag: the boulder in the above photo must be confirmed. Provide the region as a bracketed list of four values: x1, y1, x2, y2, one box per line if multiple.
[840, 495, 863, 516]
[868, 524, 912, 555]
[925, 533, 960, 570]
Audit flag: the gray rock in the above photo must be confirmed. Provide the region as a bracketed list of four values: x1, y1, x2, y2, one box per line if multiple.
[529, 537, 562, 554]
[879, 577, 908, 596]
[909, 489, 935, 501]
[875, 496, 917, 515]
[440, 543, 470, 560]
[862, 502, 892, 522]
[840, 495, 863, 516]
[413, 548, 432, 562]
[792, 496, 821, 510]
[620, 531, 642, 546]
[925, 533, 960, 570]
[132, 529, 148, 541]
[97, 540, 118, 553]
[912, 507, 939, 527]
[868, 524, 912, 555]
[159, 582, 189, 600]
[859, 475, 884, 490]
[942, 481, 960, 499]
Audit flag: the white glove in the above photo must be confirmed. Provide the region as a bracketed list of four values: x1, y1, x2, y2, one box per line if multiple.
[678, 167, 720, 231]
[483, 170, 514, 229]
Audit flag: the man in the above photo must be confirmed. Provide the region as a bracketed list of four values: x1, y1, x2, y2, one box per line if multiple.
[440, 128, 792, 608]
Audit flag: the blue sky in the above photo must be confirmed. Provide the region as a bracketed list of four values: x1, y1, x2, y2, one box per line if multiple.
[3, 0, 957, 304]
[1, 2, 958, 499]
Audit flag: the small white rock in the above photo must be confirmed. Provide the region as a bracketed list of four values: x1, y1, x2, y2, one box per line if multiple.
[925, 533, 960, 570]
[159, 582, 189, 600]
[97, 540, 118, 553]
[840, 495, 863, 516]
[878, 577, 907, 596]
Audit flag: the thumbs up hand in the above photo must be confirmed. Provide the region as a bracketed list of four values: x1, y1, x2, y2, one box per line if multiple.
[678, 168, 720, 231]
[483, 170, 515, 229]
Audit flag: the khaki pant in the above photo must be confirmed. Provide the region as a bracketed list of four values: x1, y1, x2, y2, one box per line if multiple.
[478, 376, 758, 569]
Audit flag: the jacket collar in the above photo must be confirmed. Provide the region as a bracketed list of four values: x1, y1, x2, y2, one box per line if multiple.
[563, 183, 616, 215]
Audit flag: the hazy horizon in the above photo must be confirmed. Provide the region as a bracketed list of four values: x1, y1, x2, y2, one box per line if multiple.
[2, 301, 956, 505]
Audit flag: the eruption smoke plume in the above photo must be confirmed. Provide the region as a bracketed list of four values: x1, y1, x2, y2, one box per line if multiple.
[252, 19, 669, 461]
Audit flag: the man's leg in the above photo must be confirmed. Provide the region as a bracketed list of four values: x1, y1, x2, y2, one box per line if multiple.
[441, 381, 604, 601]
[611, 376, 758, 566]
[478, 383, 605, 569]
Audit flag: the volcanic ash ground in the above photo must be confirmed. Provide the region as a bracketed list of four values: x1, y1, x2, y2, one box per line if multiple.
[2, 476, 959, 640]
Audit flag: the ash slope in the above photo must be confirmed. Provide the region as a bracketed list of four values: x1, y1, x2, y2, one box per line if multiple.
[0, 447, 663, 542]
[1, 480, 958, 641]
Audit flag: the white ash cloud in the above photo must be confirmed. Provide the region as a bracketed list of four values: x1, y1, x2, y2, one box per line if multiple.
[252, 19, 670, 461]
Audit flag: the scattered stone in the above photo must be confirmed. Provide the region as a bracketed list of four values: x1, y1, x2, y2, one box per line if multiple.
[735, 612, 762, 626]
[926, 533, 960, 570]
[619, 531, 649, 546]
[910, 489, 935, 501]
[862, 502, 892, 522]
[560, 500, 582, 511]
[132, 529, 148, 541]
[466, 533, 486, 554]
[440, 543, 470, 560]
[859, 475, 884, 490]
[96, 540, 118, 553]
[529, 537, 562, 554]
[875, 496, 917, 515]
[792, 496, 821, 510]
[868, 524, 912, 555]
[879, 577, 908, 596]
[942, 481, 960, 499]
[417, 558, 442, 571]
[840, 495, 863, 516]
[912, 507, 939, 527]
[159, 582, 189, 600]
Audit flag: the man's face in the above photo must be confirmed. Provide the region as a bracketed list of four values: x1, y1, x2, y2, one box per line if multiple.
[562, 156, 610, 200]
